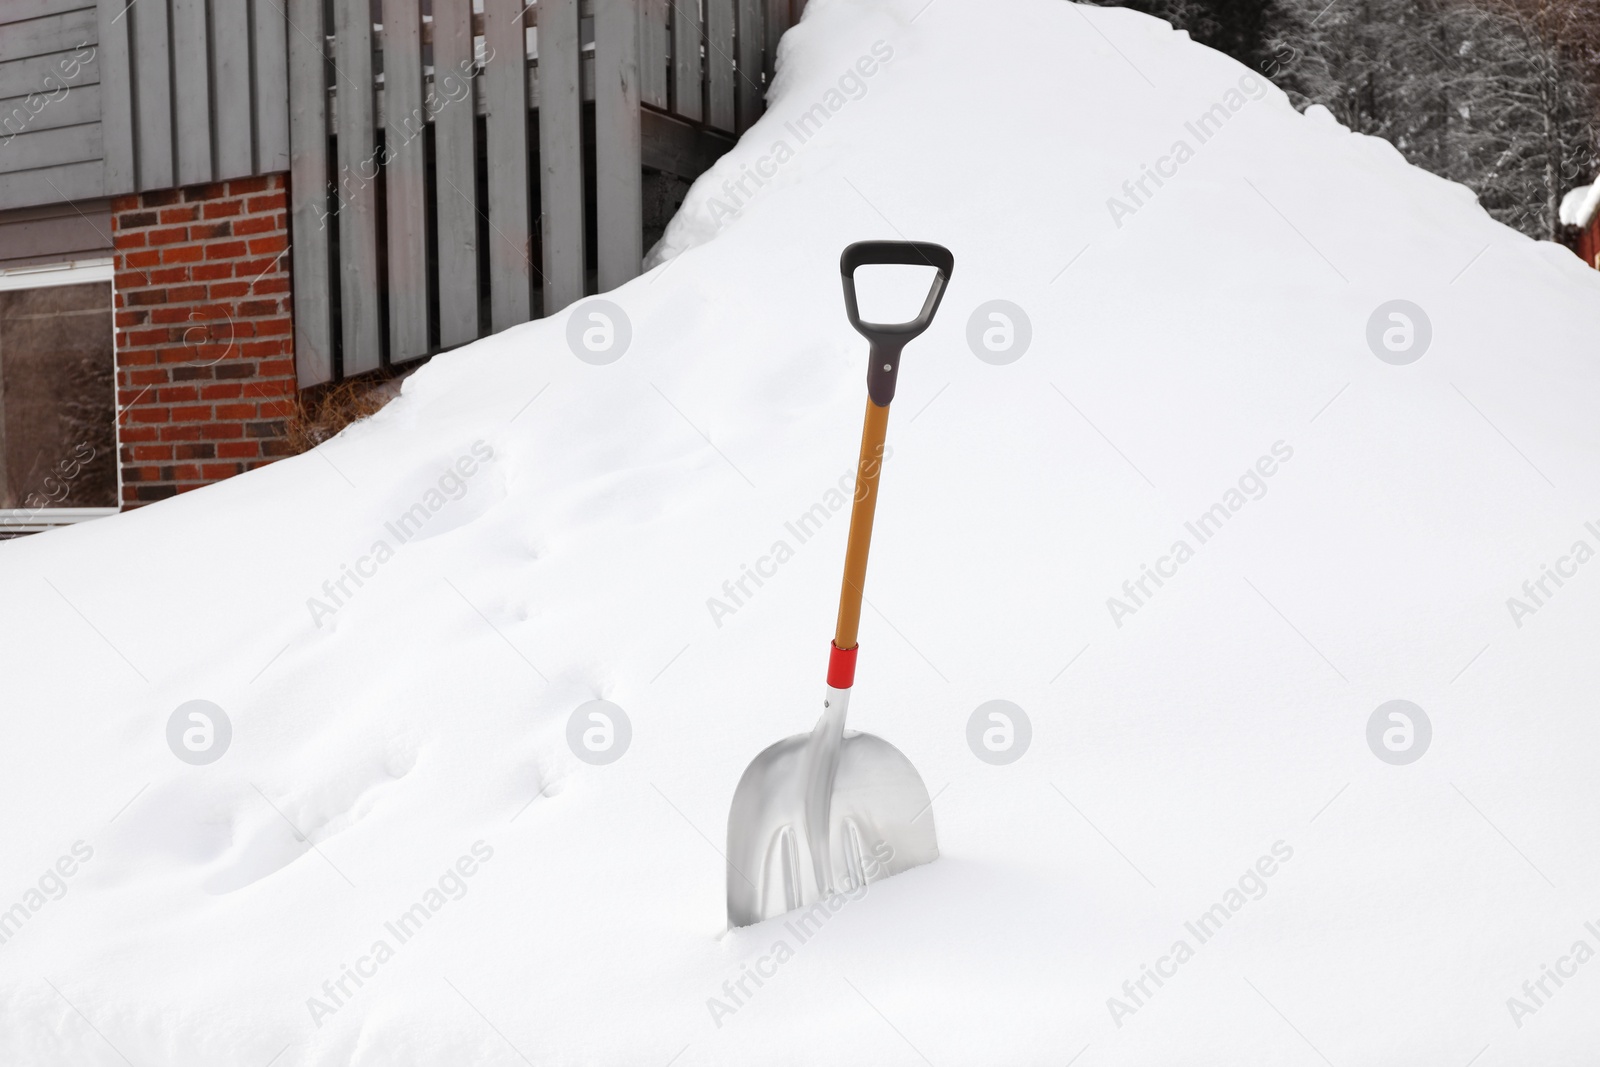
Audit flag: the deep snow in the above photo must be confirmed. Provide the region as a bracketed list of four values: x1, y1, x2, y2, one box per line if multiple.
[3, 0, 1600, 1064]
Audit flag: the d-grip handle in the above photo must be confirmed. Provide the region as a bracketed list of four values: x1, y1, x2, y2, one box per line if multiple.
[839, 241, 955, 406]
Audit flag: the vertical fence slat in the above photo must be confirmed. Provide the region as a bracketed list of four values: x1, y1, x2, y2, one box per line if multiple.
[132, 0, 173, 188]
[705, 0, 733, 132]
[213, 0, 254, 177]
[172, 0, 213, 184]
[254, 0, 291, 172]
[430, 0, 479, 346]
[763, 0, 783, 83]
[382, 0, 430, 360]
[537, 0, 584, 315]
[483, 0, 532, 329]
[735, 0, 760, 132]
[595, 0, 640, 292]
[288, 0, 332, 386]
[670, 0, 700, 122]
[334, 0, 381, 374]
[639, 0, 668, 110]
[97, 0, 136, 193]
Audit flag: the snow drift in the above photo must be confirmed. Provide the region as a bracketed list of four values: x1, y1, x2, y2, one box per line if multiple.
[3, 0, 1600, 1064]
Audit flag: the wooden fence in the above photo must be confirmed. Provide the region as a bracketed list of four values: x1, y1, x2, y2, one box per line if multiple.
[289, 0, 805, 386]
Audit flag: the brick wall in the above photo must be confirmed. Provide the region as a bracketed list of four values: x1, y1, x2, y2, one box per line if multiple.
[111, 175, 295, 505]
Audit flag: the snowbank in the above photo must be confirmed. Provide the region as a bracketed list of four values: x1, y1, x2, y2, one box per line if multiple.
[3, 0, 1600, 1064]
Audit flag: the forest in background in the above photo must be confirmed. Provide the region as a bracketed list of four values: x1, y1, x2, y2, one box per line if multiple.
[1088, 0, 1600, 242]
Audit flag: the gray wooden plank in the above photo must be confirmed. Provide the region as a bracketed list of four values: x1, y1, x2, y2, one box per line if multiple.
[537, 0, 584, 316]
[211, 0, 252, 177]
[670, 0, 699, 122]
[0, 48, 100, 99]
[482, 0, 531, 328]
[735, 0, 760, 131]
[252, 0, 289, 171]
[334, 0, 380, 373]
[0, 119, 100, 173]
[429, 0, 478, 346]
[171, 0, 211, 185]
[0, 158, 102, 210]
[763, 0, 783, 81]
[594, 0, 639, 292]
[287, 0, 331, 385]
[638, 0, 667, 110]
[130, 0, 172, 189]
[94, 0, 132, 192]
[0, 9, 98, 63]
[704, 0, 732, 132]
[0, 0, 95, 25]
[0, 82, 101, 136]
[382, 0, 429, 360]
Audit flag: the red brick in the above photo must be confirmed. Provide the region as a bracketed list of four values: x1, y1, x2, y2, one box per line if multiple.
[169, 285, 206, 301]
[217, 440, 260, 459]
[148, 225, 189, 245]
[192, 262, 233, 281]
[192, 222, 233, 240]
[199, 422, 245, 440]
[242, 379, 292, 398]
[125, 249, 161, 269]
[111, 195, 139, 212]
[233, 215, 278, 236]
[200, 463, 243, 480]
[118, 349, 159, 366]
[174, 443, 216, 460]
[119, 231, 147, 248]
[151, 307, 193, 325]
[142, 189, 182, 207]
[251, 278, 290, 296]
[257, 398, 295, 418]
[119, 426, 159, 443]
[157, 386, 200, 402]
[159, 205, 200, 224]
[116, 310, 149, 328]
[229, 176, 273, 195]
[159, 424, 206, 441]
[118, 210, 157, 228]
[210, 281, 250, 299]
[148, 266, 189, 285]
[131, 444, 173, 461]
[256, 318, 292, 338]
[238, 299, 279, 317]
[128, 328, 169, 346]
[258, 358, 295, 378]
[247, 234, 288, 255]
[183, 182, 227, 202]
[163, 245, 204, 264]
[129, 407, 170, 424]
[241, 340, 287, 359]
[129, 368, 168, 385]
[205, 240, 248, 260]
[170, 403, 213, 421]
[203, 199, 244, 219]
[200, 382, 244, 400]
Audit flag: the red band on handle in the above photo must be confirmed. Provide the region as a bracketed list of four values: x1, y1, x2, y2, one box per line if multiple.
[827, 642, 858, 689]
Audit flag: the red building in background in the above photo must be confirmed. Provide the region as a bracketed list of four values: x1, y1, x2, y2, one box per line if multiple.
[1562, 183, 1600, 269]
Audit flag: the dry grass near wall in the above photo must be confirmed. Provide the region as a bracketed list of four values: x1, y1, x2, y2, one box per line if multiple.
[283, 374, 405, 455]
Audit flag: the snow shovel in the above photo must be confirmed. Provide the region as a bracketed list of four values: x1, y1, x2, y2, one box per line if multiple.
[726, 240, 954, 927]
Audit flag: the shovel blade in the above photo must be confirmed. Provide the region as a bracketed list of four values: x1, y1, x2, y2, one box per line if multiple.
[727, 729, 938, 927]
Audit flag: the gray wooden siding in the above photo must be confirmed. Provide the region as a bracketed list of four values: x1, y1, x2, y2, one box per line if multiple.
[0, 0, 292, 211]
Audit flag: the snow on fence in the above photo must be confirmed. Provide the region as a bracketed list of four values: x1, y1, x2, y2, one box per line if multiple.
[289, 0, 803, 387]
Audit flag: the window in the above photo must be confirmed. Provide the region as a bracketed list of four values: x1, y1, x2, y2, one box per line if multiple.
[0, 260, 118, 535]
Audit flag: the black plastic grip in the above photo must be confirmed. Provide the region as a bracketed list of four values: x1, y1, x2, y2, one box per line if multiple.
[839, 241, 954, 406]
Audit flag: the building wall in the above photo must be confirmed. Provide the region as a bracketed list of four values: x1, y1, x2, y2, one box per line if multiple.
[111, 174, 294, 504]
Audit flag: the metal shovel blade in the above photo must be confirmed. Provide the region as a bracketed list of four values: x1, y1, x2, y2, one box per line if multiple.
[726, 687, 938, 927]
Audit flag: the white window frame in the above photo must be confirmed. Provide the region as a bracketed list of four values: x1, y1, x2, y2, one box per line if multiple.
[0, 257, 120, 534]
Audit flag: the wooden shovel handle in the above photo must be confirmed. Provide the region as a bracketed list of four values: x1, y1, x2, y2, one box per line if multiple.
[833, 397, 891, 652]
